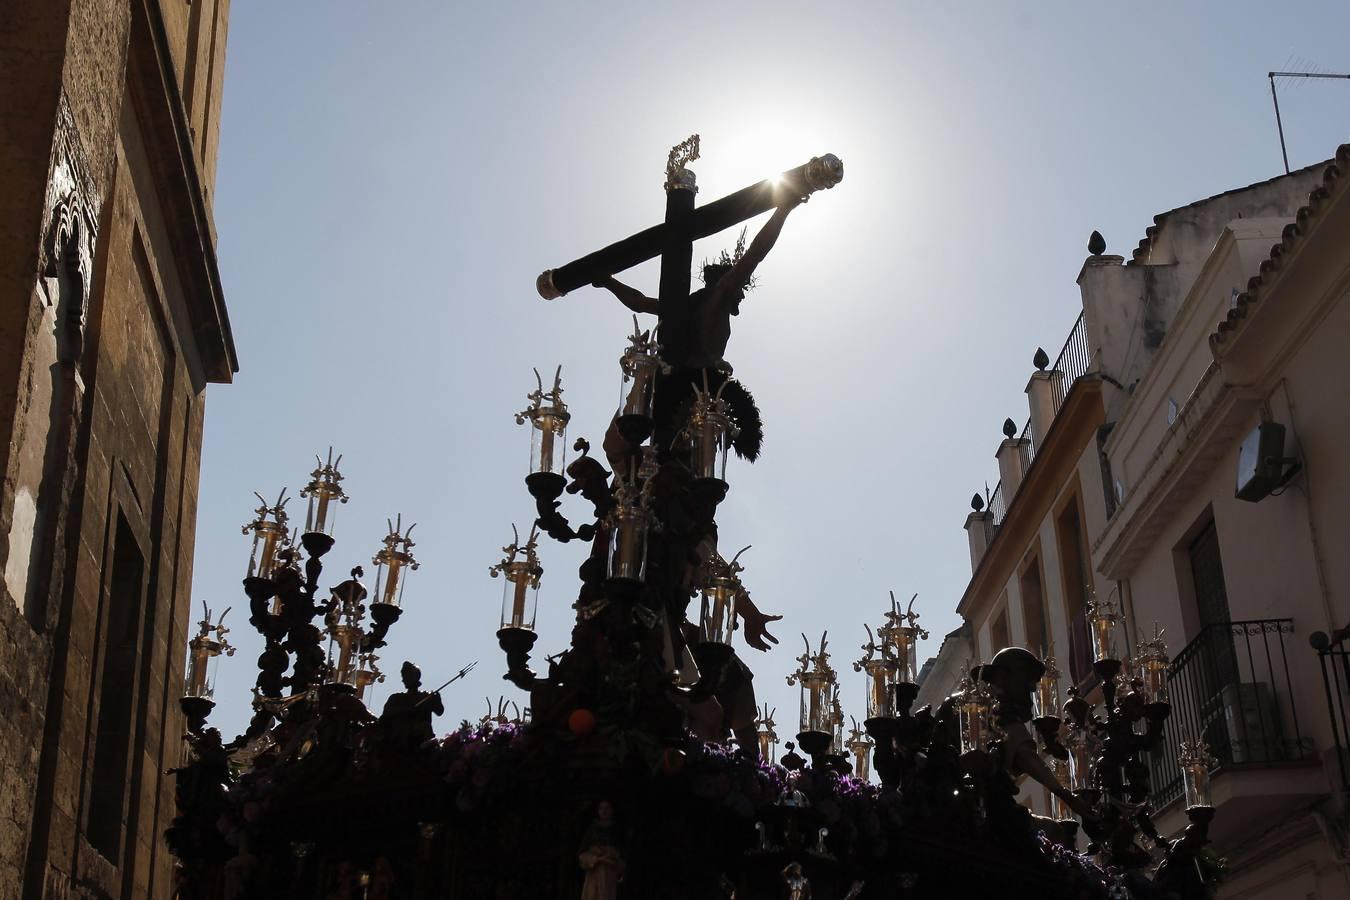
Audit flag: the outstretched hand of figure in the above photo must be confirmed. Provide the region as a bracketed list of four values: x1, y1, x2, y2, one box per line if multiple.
[738, 592, 782, 652]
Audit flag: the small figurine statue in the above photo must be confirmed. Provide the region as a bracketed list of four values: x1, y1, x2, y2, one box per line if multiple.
[378, 662, 443, 750]
[578, 799, 625, 900]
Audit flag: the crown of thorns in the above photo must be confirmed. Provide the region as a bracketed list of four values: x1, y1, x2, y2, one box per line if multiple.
[699, 227, 757, 291]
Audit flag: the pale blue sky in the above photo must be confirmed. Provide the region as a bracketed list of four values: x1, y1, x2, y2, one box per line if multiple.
[199, 2, 1350, 741]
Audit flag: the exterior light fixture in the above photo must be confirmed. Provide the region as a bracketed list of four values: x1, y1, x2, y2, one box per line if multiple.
[516, 366, 571, 500]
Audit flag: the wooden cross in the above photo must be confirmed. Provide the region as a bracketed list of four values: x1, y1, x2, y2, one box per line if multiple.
[536, 136, 843, 315]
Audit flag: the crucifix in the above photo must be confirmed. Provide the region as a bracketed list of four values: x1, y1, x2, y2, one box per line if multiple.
[536, 135, 843, 369]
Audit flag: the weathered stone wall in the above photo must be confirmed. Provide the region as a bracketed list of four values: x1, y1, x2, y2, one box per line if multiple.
[0, 2, 233, 897]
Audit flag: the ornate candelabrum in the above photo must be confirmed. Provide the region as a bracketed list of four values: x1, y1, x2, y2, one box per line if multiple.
[490, 525, 543, 684]
[516, 366, 571, 501]
[198, 451, 422, 748]
[786, 632, 837, 765]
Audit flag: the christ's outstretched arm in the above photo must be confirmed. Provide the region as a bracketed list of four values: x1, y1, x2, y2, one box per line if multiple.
[712, 195, 806, 310]
[593, 276, 660, 315]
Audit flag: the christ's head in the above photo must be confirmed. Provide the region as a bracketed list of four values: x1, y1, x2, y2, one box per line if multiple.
[702, 263, 748, 314]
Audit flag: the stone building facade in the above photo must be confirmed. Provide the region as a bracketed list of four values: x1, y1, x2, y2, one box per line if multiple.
[0, 2, 234, 897]
[921, 151, 1350, 896]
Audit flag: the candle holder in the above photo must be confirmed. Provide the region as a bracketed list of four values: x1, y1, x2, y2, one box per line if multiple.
[954, 665, 995, 772]
[605, 478, 653, 588]
[683, 382, 738, 493]
[353, 651, 384, 704]
[182, 602, 235, 733]
[1032, 652, 1066, 755]
[1179, 739, 1217, 812]
[754, 704, 778, 763]
[854, 624, 897, 722]
[242, 489, 290, 606]
[786, 632, 836, 764]
[846, 718, 873, 782]
[695, 546, 749, 671]
[299, 447, 347, 559]
[372, 515, 418, 612]
[616, 317, 669, 445]
[879, 592, 928, 686]
[516, 366, 571, 501]
[325, 570, 368, 691]
[1136, 623, 1170, 711]
[491, 525, 542, 632]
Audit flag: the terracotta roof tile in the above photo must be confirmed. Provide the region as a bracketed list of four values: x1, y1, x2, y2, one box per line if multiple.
[1209, 143, 1350, 351]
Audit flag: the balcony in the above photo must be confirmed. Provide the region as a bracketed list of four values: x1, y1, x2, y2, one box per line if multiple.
[1149, 619, 1322, 838]
[986, 311, 1089, 536]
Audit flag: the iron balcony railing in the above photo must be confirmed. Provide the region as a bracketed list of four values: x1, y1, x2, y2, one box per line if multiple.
[1149, 619, 1313, 812]
[986, 311, 1088, 537]
[1311, 628, 1350, 796]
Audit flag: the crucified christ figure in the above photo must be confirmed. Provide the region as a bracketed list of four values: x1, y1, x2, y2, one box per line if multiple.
[592, 194, 804, 374]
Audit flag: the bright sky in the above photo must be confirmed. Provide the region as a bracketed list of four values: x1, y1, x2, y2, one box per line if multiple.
[199, 2, 1350, 744]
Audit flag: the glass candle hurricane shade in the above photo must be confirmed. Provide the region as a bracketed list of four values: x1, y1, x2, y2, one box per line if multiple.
[372, 517, 419, 609]
[797, 672, 833, 733]
[606, 482, 652, 583]
[955, 675, 994, 755]
[860, 658, 895, 720]
[1067, 727, 1095, 792]
[300, 449, 347, 537]
[530, 412, 568, 476]
[618, 323, 664, 431]
[1135, 626, 1170, 704]
[499, 562, 540, 631]
[517, 367, 571, 478]
[184, 607, 233, 700]
[685, 390, 736, 482]
[699, 550, 747, 646]
[1033, 657, 1061, 720]
[490, 526, 543, 630]
[243, 491, 289, 579]
[1086, 595, 1121, 663]
[1180, 740, 1216, 810]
